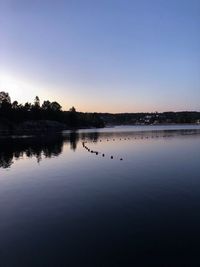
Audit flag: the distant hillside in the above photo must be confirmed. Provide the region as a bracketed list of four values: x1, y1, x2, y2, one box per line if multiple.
[99, 112, 200, 125]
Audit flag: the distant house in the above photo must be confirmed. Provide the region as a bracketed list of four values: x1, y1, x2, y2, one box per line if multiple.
[144, 115, 152, 124]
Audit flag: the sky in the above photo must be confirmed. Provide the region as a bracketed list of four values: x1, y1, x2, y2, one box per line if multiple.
[0, 0, 199, 113]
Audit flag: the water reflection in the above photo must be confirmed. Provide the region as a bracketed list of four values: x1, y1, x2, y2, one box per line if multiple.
[1, 127, 200, 266]
[0, 128, 200, 169]
[0, 132, 100, 169]
[0, 135, 62, 168]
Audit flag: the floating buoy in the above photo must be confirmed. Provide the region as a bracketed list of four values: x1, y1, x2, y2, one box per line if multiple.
[120, 158, 123, 161]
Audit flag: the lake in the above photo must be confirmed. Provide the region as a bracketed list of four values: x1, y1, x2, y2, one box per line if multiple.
[0, 125, 200, 266]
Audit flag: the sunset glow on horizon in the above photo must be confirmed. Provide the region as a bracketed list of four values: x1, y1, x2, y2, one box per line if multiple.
[0, 0, 199, 113]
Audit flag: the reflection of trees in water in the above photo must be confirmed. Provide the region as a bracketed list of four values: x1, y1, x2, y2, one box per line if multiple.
[68, 131, 100, 150]
[79, 132, 99, 142]
[0, 131, 100, 169]
[0, 153, 13, 169]
[68, 132, 78, 151]
[2, 129, 197, 169]
[0, 135, 64, 168]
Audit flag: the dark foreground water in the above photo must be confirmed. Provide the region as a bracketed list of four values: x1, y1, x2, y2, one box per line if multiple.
[0, 125, 200, 266]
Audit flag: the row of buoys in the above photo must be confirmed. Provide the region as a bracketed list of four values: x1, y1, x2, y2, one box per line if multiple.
[81, 134, 174, 161]
[82, 142, 123, 161]
[83, 134, 172, 143]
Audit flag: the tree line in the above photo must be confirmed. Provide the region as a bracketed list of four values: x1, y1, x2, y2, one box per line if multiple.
[0, 91, 104, 128]
[99, 111, 200, 125]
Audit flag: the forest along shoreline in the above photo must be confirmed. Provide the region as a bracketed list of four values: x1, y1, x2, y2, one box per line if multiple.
[0, 92, 105, 135]
[0, 91, 200, 136]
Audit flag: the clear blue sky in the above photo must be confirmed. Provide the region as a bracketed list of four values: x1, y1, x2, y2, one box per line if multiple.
[0, 0, 199, 112]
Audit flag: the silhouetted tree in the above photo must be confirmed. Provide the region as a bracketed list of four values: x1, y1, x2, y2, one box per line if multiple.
[12, 101, 19, 109]
[69, 106, 76, 112]
[42, 100, 51, 110]
[69, 106, 77, 127]
[24, 102, 32, 111]
[0, 91, 11, 111]
[34, 96, 40, 108]
[0, 91, 11, 105]
[51, 101, 62, 111]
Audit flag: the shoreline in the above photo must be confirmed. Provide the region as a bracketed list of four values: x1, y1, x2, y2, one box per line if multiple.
[1, 122, 200, 138]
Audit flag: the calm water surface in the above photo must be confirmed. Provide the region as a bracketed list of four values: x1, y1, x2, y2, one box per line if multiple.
[0, 125, 200, 266]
